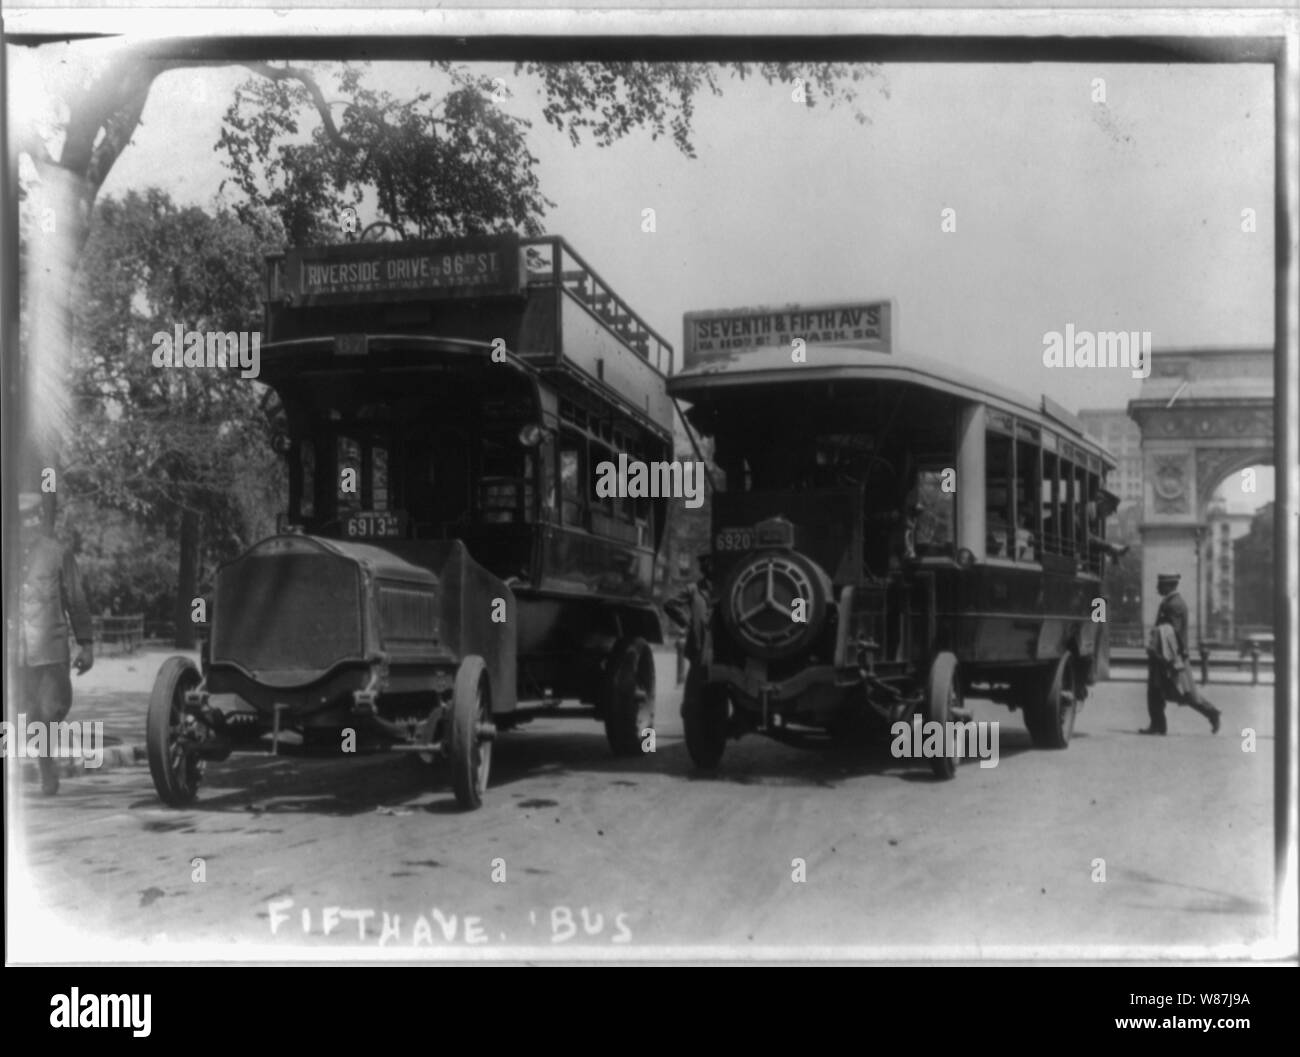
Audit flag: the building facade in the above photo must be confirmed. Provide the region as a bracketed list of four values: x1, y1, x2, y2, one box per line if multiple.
[1079, 408, 1143, 512]
[1203, 498, 1252, 643]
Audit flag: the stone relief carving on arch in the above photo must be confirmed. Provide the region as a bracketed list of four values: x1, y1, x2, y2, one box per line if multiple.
[1151, 453, 1191, 515]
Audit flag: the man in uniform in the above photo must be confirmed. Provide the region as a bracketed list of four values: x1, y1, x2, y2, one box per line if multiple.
[1142, 571, 1220, 735]
[14, 493, 95, 794]
[664, 553, 713, 670]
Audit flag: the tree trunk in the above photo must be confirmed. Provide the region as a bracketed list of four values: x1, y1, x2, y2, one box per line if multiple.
[174, 508, 201, 648]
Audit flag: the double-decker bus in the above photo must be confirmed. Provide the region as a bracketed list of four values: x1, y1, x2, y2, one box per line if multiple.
[669, 300, 1118, 777]
[146, 233, 673, 809]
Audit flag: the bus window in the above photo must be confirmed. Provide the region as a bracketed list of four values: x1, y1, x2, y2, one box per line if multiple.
[559, 434, 584, 527]
[540, 441, 558, 522]
[630, 449, 652, 526]
[1014, 438, 1039, 561]
[589, 442, 613, 516]
[429, 430, 471, 527]
[1084, 470, 1103, 573]
[1073, 462, 1088, 561]
[986, 432, 1013, 558]
[612, 470, 631, 524]
[914, 468, 954, 555]
[719, 452, 752, 493]
[1041, 450, 1062, 554]
[371, 445, 389, 511]
[481, 479, 519, 523]
[480, 436, 535, 524]
[299, 439, 316, 519]
[1056, 456, 1078, 557]
[337, 436, 362, 513]
[634, 492, 653, 546]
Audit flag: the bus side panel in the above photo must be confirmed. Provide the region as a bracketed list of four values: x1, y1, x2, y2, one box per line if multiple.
[1037, 572, 1103, 662]
[935, 564, 1101, 666]
[538, 525, 656, 600]
[560, 294, 673, 429]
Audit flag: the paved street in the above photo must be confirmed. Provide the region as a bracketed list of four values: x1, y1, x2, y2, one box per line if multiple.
[8, 648, 1278, 960]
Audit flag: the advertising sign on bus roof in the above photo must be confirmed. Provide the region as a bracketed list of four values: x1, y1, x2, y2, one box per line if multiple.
[682, 300, 893, 368]
[283, 234, 523, 306]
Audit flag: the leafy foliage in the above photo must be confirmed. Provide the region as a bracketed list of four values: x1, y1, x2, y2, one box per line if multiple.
[219, 64, 552, 243]
[63, 189, 286, 612]
[217, 61, 879, 242]
[525, 61, 876, 156]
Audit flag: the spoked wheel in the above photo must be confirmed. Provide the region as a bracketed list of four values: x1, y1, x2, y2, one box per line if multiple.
[450, 656, 494, 810]
[682, 667, 729, 769]
[604, 637, 656, 757]
[1025, 653, 1078, 749]
[146, 656, 205, 806]
[924, 651, 962, 780]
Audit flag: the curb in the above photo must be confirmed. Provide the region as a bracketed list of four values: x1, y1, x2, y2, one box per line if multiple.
[18, 742, 147, 777]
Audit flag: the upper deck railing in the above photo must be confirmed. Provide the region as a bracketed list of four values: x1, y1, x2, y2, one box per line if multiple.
[264, 233, 674, 377]
[520, 236, 673, 377]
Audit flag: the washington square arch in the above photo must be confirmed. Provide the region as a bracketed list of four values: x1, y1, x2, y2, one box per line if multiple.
[1127, 345, 1274, 639]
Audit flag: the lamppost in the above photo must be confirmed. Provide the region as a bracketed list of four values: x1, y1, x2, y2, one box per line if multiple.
[1193, 524, 1206, 653]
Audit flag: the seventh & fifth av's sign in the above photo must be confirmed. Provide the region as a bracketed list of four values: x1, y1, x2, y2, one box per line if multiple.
[683, 300, 892, 368]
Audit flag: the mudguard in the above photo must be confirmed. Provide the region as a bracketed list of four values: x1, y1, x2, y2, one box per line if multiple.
[435, 540, 518, 712]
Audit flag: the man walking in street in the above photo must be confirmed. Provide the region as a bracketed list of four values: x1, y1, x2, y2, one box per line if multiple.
[1142, 570, 1221, 735]
[13, 493, 95, 794]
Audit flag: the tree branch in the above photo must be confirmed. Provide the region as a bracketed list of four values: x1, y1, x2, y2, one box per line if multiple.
[241, 62, 348, 149]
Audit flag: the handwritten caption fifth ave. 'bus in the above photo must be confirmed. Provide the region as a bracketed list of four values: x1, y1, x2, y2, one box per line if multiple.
[267, 899, 632, 946]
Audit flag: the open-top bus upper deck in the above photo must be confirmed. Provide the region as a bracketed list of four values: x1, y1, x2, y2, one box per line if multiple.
[263, 233, 674, 439]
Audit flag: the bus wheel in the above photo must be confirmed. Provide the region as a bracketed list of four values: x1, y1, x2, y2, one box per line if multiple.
[924, 651, 962, 780]
[1026, 653, 1078, 749]
[604, 637, 656, 757]
[682, 669, 729, 769]
[146, 657, 205, 806]
[450, 656, 494, 810]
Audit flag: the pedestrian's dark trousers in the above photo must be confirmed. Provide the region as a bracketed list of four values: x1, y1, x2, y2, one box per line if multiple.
[1146, 657, 1217, 732]
[16, 663, 72, 784]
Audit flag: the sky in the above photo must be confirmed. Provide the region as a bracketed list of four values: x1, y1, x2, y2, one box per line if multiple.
[17, 49, 1276, 443]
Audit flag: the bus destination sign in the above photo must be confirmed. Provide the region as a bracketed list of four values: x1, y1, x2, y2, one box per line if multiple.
[683, 300, 892, 367]
[284, 235, 523, 305]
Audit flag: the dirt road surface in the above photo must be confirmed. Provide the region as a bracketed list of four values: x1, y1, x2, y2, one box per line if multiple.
[8, 649, 1278, 961]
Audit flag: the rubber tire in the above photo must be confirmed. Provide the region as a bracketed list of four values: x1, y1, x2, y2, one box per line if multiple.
[924, 651, 961, 780]
[682, 667, 728, 769]
[604, 637, 656, 757]
[1025, 653, 1077, 749]
[450, 656, 492, 810]
[146, 656, 204, 806]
